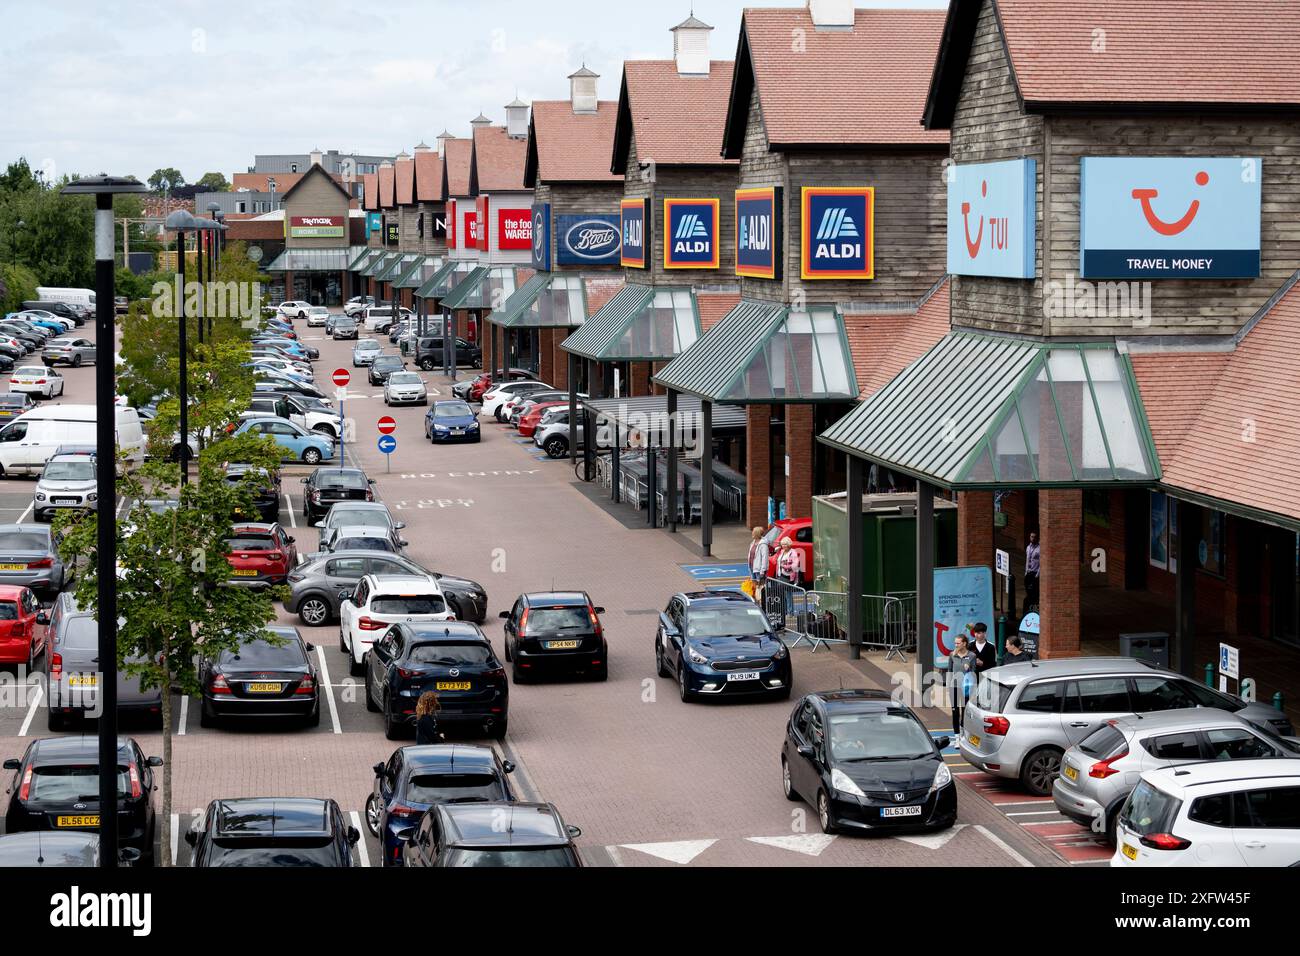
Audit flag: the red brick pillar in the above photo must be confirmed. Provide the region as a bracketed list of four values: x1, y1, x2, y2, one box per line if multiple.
[1039, 489, 1082, 659]
[957, 491, 994, 570]
[483, 319, 494, 374]
[538, 329, 555, 385]
[553, 336, 569, 390]
[785, 404, 814, 518]
[651, 362, 666, 396]
[630, 361, 650, 397]
[746, 405, 771, 528]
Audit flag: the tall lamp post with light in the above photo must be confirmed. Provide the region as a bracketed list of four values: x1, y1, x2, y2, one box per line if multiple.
[59, 174, 149, 868]
[165, 209, 199, 485]
[206, 202, 221, 279]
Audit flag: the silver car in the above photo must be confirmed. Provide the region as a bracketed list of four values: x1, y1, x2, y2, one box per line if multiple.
[305, 306, 331, 327]
[352, 338, 383, 367]
[959, 657, 1296, 796]
[41, 336, 96, 367]
[383, 370, 427, 406]
[1052, 709, 1300, 841]
[33, 453, 98, 521]
[314, 501, 404, 548]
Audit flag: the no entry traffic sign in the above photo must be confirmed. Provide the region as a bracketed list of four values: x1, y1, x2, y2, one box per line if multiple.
[378, 435, 397, 454]
[377, 416, 397, 435]
[332, 368, 350, 387]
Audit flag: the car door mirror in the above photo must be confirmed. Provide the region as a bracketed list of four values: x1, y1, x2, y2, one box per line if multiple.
[399, 540, 409, 548]
[394, 522, 406, 530]
[118, 846, 142, 866]
[36, 611, 49, 626]
[2, 759, 18, 771]
[147, 755, 164, 767]
[184, 827, 199, 847]
[394, 826, 417, 844]
[934, 736, 951, 751]
[797, 745, 815, 761]
[304, 642, 315, 652]
[593, 606, 606, 615]
[346, 826, 360, 846]
[372, 762, 385, 776]
[368, 478, 376, 484]
[314, 521, 325, 528]
[286, 535, 295, 544]
[502, 760, 516, 774]
[498, 611, 510, 620]
[565, 824, 582, 839]
[300, 477, 309, 484]
[338, 589, 353, 603]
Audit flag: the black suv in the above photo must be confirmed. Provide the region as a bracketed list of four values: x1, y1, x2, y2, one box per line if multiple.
[225, 462, 281, 522]
[400, 801, 582, 867]
[499, 591, 608, 683]
[186, 797, 359, 867]
[368, 354, 407, 386]
[300, 466, 374, 523]
[413, 336, 482, 371]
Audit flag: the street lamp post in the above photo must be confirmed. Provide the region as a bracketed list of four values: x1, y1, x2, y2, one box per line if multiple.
[165, 210, 200, 486]
[59, 174, 149, 869]
[206, 203, 221, 280]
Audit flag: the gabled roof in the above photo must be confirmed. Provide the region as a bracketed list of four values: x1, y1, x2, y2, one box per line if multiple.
[470, 125, 529, 194]
[378, 164, 395, 208]
[846, 277, 952, 400]
[723, 7, 948, 156]
[414, 150, 444, 202]
[362, 173, 379, 211]
[524, 101, 623, 187]
[442, 139, 473, 198]
[278, 163, 354, 204]
[395, 156, 415, 206]
[611, 60, 737, 174]
[925, 0, 1300, 129]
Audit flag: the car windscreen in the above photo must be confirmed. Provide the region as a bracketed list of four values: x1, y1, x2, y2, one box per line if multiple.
[1079, 724, 1127, 759]
[827, 711, 935, 761]
[685, 605, 770, 638]
[0, 532, 49, 551]
[357, 339, 379, 349]
[1179, 679, 1246, 713]
[60, 617, 99, 650]
[207, 841, 339, 867]
[388, 373, 421, 386]
[371, 595, 445, 615]
[406, 773, 504, 804]
[317, 472, 367, 491]
[373, 357, 401, 367]
[329, 509, 389, 526]
[27, 765, 130, 801]
[337, 537, 393, 552]
[445, 848, 573, 868]
[1120, 780, 1182, 836]
[218, 637, 305, 668]
[435, 402, 473, 419]
[227, 536, 276, 551]
[527, 607, 591, 631]
[407, 642, 491, 665]
[42, 461, 95, 481]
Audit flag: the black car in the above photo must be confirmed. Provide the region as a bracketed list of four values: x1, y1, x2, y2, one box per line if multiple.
[367, 744, 517, 866]
[401, 801, 582, 867]
[413, 336, 482, 371]
[0, 325, 46, 351]
[0, 830, 124, 866]
[225, 462, 281, 522]
[499, 591, 608, 684]
[366, 621, 508, 740]
[655, 591, 792, 703]
[3, 736, 161, 865]
[300, 466, 374, 523]
[782, 689, 957, 835]
[367, 354, 406, 386]
[22, 301, 84, 326]
[197, 626, 320, 728]
[186, 797, 359, 867]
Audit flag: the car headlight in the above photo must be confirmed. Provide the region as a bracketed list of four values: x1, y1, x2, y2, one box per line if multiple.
[773, 642, 788, 660]
[467, 422, 479, 431]
[830, 768, 865, 798]
[34, 492, 45, 501]
[433, 425, 449, 432]
[687, 646, 708, 666]
[930, 762, 952, 793]
[87, 493, 98, 502]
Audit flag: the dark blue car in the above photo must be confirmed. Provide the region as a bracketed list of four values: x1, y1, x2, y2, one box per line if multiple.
[425, 399, 480, 443]
[654, 591, 792, 702]
[365, 744, 516, 866]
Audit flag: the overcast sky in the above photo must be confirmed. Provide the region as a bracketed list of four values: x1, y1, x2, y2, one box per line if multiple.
[1, 0, 946, 185]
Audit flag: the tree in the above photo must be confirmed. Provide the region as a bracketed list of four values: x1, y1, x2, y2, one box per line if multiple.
[195, 172, 230, 192]
[0, 262, 39, 313]
[148, 168, 186, 193]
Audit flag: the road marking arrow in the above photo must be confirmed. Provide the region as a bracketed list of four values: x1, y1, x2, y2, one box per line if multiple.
[745, 834, 836, 857]
[892, 823, 968, 850]
[618, 839, 716, 865]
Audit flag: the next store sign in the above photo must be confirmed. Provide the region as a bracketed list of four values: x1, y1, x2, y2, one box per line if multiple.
[946, 159, 1036, 279]
[1080, 157, 1262, 279]
[800, 187, 874, 280]
[735, 186, 782, 280]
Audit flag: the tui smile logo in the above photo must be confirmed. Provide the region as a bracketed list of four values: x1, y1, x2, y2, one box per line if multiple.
[1131, 170, 1208, 236]
[961, 180, 986, 257]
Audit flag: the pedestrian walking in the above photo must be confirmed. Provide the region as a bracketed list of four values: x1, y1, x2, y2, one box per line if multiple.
[1024, 531, 1041, 611]
[775, 536, 802, 618]
[747, 527, 770, 602]
[948, 634, 977, 735]
[415, 691, 443, 745]
[971, 622, 996, 672]
[1003, 635, 1033, 664]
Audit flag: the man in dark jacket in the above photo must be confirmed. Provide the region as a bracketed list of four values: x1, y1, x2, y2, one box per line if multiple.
[971, 622, 997, 672]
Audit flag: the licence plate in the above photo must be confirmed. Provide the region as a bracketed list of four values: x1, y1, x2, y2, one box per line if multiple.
[545, 640, 580, 650]
[436, 681, 471, 691]
[1121, 842, 1138, 861]
[57, 815, 99, 828]
[52, 497, 79, 505]
[69, 675, 98, 687]
[881, 806, 923, 818]
[727, 672, 760, 682]
[450, 428, 464, 435]
[1063, 764, 1079, 781]
[0, 564, 25, 571]
[968, 734, 981, 747]
[231, 569, 259, 577]
[246, 682, 282, 693]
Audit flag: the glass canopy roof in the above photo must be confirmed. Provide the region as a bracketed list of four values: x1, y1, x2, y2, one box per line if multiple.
[263, 248, 352, 272]
[441, 265, 527, 311]
[561, 285, 699, 362]
[415, 259, 478, 300]
[496, 274, 588, 329]
[395, 256, 442, 290]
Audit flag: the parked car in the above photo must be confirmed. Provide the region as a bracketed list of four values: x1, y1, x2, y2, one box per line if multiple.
[412, 336, 482, 371]
[2, 736, 161, 865]
[253, 336, 316, 361]
[314, 501, 403, 549]
[247, 392, 340, 439]
[250, 358, 313, 382]
[499, 591, 608, 683]
[782, 689, 956, 834]
[959, 657, 1296, 796]
[331, 317, 360, 340]
[655, 590, 791, 702]
[383, 370, 428, 406]
[425, 399, 480, 443]
[0, 585, 42, 670]
[33, 453, 98, 521]
[518, 401, 567, 438]
[21, 301, 84, 326]
[225, 522, 299, 587]
[300, 466, 375, 524]
[323, 526, 406, 556]
[352, 338, 384, 367]
[368, 354, 406, 386]
[762, 516, 814, 586]
[285, 550, 488, 627]
[506, 390, 579, 427]
[362, 306, 413, 333]
[0, 831, 112, 867]
[534, 408, 584, 459]
[305, 306, 331, 327]
[1112, 760, 1300, 867]
[198, 625, 319, 727]
[41, 337, 96, 368]
[344, 296, 376, 318]
[0, 524, 68, 598]
[1053, 709, 1300, 842]
[9, 365, 64, 399]
[400, 802, 582, 867]
[481, 381, 551, 420]
[255, 374, 329, 403]
[366, 744, 516, 866]
[277, 301, 313, 320]
[186, 797, 358, 867]
[232, 416, 334, 464]
[224, 462, 281, 523]
[0, 393, 29, 422]
[339, 574, 454, 675]
[461, 368, 534, 403]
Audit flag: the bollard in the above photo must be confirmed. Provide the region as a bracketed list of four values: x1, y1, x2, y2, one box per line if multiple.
[996, 615, 1007, 666]
[1274, 691, 1286, 713]
[1204, 663, 1215, 688]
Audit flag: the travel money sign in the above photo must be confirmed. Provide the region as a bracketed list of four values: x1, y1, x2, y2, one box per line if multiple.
[735, 186, 782, 280]
[663, 198, 720, 270]
[946, 159, 1037, 279]
[800, 187, 874, 280]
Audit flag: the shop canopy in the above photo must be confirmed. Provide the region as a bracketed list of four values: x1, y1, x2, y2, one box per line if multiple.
[415, 259, 478, 300]
[263, 247, 352, 272]
[361, 252, 400, 278]
[441, 265, 528, 311]
[584, 394, 747, 435]
[396, 256, 441, 290]
[818, 332, 1161, 490]
[345, 246, 373, 271]
[377, 252, 422, 283]
[560, 284, 699, 362]
[495, 274, 588, 329]
[654, 299, 857, 404]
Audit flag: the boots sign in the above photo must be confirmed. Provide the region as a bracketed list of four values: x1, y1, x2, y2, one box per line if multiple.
[945, 159, 1036, 279]
[557, 214, 620, 266]
[800, 187, 874, 280]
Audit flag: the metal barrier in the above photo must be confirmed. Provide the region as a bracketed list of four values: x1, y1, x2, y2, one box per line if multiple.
[760, 579, 914, 657]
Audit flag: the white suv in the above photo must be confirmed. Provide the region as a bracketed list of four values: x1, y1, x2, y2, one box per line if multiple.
[480, 381, 550, 420]
[277, 301, 313, 320]
[362, 306, 413, 333]
[1113, 760, 1300, 867]
[338, 574, 454, 676]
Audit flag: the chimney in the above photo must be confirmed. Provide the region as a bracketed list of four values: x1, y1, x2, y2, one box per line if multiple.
[671, 14, 713, 76]
[470, 113, 492, 129]
[569, 65, 599, 114]
[505, 98, 529, 138]
[309, 147, 323, 167]
[436, 130, 453, 157]
[395, 150, 411, 162]
[807, 0, 855, 29]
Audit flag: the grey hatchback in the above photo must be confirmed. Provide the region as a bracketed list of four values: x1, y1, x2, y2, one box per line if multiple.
[0, 524, 68, 597]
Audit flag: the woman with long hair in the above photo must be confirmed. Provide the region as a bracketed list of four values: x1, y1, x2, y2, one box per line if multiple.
[415, 692, 442, 745]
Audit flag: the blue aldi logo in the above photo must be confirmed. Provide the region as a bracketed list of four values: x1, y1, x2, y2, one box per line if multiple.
[735, 186, 782, 280]
[800, 187, 874, 280]
[664, 198, 720, 270]
[620, 198, 648, 269]
[557, 214, 620, 266]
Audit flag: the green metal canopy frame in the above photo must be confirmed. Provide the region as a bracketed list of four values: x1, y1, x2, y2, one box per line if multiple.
[263, 247, 352, 272]
[818, 331, 1161, 490]
[346, 247, 377, 272]
[361, 252, 399, 278]
[395, 255, 440, 290]
[415, 259, 476, 299]
[496, 273, 589, 329]
[377, 252, 422, 283]
[560, 284, 700, 362]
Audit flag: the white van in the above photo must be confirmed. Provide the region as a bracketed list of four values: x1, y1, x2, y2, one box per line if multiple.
[35, 288, 96, 311]
[0, 405, 145, 476]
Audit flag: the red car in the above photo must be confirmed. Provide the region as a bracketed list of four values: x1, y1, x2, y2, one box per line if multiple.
[225, 523, 299, 587]
[763, 517, 814, 587]
[519, 401, 567, 438]
[0, 585, 44, 668]
[468, 368, 534, 403]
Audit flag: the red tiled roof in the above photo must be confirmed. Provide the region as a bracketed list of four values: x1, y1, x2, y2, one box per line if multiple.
[845, 278, 951, 399]
[414, 151, 444, 202]
[1131, 351, 1232, 465]
[530, 101, 622, 183]
[618, 60, 737, 168]
[998, 0, 1300, 106]
[696, 291, 741, 332]
[378, 165, 395, 208]
[584, 277, 626, 314]
[443, 139, 473, 197]
[362, 173, 378, 211]
[395, 157, 415, 206]
[472, 126, 529, 192]
[740, 8, 948, 147]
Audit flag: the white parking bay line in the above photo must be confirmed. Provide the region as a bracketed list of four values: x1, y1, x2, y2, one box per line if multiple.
[17, 684, 43, 737]
[177, 696, 188, 736]
[1007, 809, 1064, 817]
[973, 824, 1034, 867]
[284, 494, 296, 529]
[349, 811, 370, 867]
[170, 813, 180, 865]
[16, 502, 33, 524]
[317, 646, 342, 734]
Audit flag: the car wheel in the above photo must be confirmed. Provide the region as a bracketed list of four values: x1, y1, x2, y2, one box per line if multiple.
[511, 661, 528, 684]
[298, 596, 330, 627]
[1019, 747, 1063, 797]
[338, 627, 348, 654]
[816, 790, 839, 834]
[364, 792, 382, 837]
[349, 650, 364, 677]
[306, 701, 320, 727]
[420, 359, 434, 371]
[302, 448, 323, 465]
[199, 699, 215, 728]
[382, 695, 402, 740]
[544, 437, 568, 459]
[655, 639, 669, 678]
[312, 424, 336, 439]
[503, 637, 512, 662]
[364, 668, 379, 712]
[782, 757, 800, 801]
[72, 354, 82, 368]
[678, 665, 695, 703]
[592, 663, 608, 682]
[491, 718, 508, 740]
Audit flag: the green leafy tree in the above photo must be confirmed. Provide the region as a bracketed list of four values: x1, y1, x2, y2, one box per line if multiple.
[0, 262, 39, 313]
[195, 172, 230, 192]
[147, 168, 186, 193]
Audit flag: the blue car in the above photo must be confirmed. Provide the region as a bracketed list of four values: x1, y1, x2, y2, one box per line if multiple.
[425, 399, 480, 443]
[233, 416, 334, 464]
[24, 316, 66, 335]
[366, 744, 516, 867]
[254, 338, 312, 360]
[655, 590, 793, 702]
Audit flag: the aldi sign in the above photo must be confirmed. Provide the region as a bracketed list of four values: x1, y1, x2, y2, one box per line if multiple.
[735, 186, 782, 280]
[664, 198, 720, 270]
[946, 159, 1036, 279]
[290, 216, 344, 239]
[531, 203, 551, 271]
[1080, 157, 1262, 279]
[557, 214, 620, 266]
[800, 187, 874, 280]
[620, 198, 648, 269]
